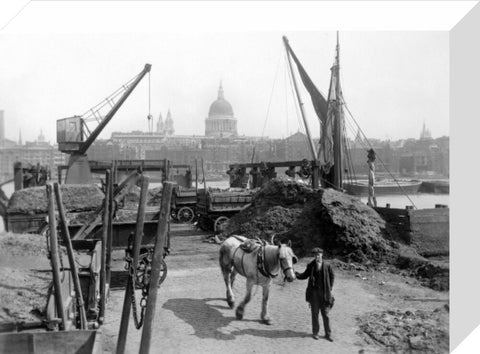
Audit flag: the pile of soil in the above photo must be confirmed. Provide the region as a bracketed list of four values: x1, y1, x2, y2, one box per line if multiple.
[0, 231, 48, 257]
[223, 178, 395, 264]
[357, 306, 449, 353]
[0, 267, 51, 322]
[7, 184, 104, 214]
[221, 178, 448, 290]
[0, 232, 51, 322]
[123, 186, 163, 207]
[396, 250, 449, 291]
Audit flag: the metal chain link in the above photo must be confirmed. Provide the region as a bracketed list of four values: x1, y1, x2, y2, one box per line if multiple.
[124, 234, 152, 329]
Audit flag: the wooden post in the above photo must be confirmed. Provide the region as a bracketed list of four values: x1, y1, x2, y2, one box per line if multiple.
[57, 166, 63, 184]
[311, 160, 319, 189]
[99, 170, 111, 324]
[106, 165, 114, 287]
[53, 182, 88, 329]
[195, 158, 198, 193]
[46, 184, 67, 330]
[13, 162, 23, 191]
[139, 182, 174, 354]
[116, 176, 150, 354]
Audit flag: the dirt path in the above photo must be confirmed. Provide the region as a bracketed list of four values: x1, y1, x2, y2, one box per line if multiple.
[102, 230, 449, 354]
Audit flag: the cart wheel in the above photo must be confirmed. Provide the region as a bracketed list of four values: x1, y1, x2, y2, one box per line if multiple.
[177, 206, 194, 223]
[135, 256, 168, 287]
[214, 216, 229, 234]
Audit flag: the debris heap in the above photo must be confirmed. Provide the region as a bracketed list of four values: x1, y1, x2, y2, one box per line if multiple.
[0, 232, 51, 322]
[357, 306, 449, 353]
[222, 178, 448, 290]
[7, 184, 104, 214]
[223, 178, 395, 264]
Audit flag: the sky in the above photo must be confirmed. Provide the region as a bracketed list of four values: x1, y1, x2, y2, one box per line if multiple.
[0, 1, 471, 145]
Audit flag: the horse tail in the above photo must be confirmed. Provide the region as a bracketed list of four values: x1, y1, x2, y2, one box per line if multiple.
[219, 241, 232, 274]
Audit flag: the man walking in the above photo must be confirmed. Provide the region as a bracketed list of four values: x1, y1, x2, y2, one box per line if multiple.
[295, 247, 335, 341]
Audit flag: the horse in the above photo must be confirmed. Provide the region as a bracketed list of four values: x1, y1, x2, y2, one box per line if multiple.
[218, 235, 298, 325]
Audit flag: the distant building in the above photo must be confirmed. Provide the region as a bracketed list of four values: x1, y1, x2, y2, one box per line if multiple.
[205, 82, 238, 138]
[83, 87, 450, 179]
[0, 129, 67, 181]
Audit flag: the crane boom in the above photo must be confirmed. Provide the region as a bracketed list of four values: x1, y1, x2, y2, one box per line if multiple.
[79, 64, 151, 154]
[57, 64, 152, 184]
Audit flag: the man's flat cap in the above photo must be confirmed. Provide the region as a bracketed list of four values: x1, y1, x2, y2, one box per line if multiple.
[311, 247, 323, 254]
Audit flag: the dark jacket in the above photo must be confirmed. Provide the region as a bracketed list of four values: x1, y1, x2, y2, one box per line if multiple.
[296, 260, 335, 306]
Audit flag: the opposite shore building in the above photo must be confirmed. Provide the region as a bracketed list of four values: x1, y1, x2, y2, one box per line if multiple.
[89, 83, 449, 178]
[0, 85, 449, 181]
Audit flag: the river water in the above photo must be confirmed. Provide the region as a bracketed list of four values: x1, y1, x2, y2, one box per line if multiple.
[0, 180, 449, 233]
[196, 180, 449, 209]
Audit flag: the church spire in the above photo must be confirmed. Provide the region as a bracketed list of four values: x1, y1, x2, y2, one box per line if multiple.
[156, 113, 164, 133]
[218, 81, 224, 100]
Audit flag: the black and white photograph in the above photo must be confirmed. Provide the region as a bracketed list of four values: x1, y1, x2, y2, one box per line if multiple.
[0, 1, 478, 353]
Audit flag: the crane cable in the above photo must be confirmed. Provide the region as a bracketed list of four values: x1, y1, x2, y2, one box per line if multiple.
[147, 71, 153, 133]
[250, 45, 283, 163]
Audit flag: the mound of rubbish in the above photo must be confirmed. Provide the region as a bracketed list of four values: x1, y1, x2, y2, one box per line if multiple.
[357, 306, 449, 353]
[221, 178, 448, 290]
[223, 178, 395, 264]
[123, 186, 163, 207]
[7, 184, 104, 214]
[0, 232, 51, 322]
[0, 231, 48, 257]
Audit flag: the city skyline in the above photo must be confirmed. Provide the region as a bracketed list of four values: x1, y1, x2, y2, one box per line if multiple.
[0, 3, 455, 145]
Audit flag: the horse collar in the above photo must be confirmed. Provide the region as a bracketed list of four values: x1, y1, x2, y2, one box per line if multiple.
[257, 245, 278, 278]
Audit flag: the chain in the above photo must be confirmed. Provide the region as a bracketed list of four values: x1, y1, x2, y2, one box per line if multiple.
[124, 234, 152, 329]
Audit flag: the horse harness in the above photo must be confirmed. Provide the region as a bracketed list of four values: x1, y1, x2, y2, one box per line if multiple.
[233, 241, 282, 279]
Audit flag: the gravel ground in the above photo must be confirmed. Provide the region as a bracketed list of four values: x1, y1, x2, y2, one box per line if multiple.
[101, 227, 449, 354]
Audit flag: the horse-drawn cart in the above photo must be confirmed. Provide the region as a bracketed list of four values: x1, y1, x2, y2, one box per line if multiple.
[170, 187, 197, 223]
[196, 188, 254, 233]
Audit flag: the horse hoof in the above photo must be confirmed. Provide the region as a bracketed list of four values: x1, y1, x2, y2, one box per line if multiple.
[227, 300, 235, 309]
[262, 318, 272, 325]
[235, 310, 243, 320]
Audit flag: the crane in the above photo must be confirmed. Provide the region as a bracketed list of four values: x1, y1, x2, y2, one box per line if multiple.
[57, 64, 152, 184]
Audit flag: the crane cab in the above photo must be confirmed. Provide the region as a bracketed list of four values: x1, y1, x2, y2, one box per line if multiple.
[57, 116, 85, 153]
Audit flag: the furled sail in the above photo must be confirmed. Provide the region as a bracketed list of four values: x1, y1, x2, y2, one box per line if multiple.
[283, 34, 344, 189]
[283, 39, 328, 126]
[321, 34, 344, 188]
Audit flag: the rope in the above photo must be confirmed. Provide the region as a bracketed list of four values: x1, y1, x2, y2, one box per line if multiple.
[342, 101, 417, 209]
[285, 51, 310, 151]
[260, 47, 283, 139]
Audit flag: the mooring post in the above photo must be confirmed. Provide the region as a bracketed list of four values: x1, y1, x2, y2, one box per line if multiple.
[116, 176, 150, 354]
[106, 167, 114, 288]
[99, 170, 111, 324]
[46, 184, 67, 330]
[139, 182, 174, 354]
[53, 182, 88, 329]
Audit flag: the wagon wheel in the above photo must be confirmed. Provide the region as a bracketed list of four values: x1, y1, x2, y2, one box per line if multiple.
[177, 206, 195, 224]
[214, 216, 229, 234]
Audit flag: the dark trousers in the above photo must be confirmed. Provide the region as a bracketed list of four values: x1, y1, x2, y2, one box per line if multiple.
[310, 290, 331, 337]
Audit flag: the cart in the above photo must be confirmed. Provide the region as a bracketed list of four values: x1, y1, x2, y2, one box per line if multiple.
[196, 188, 254, 233]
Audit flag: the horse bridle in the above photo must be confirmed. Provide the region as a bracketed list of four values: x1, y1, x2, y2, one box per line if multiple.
[279, 257, 294, 276]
